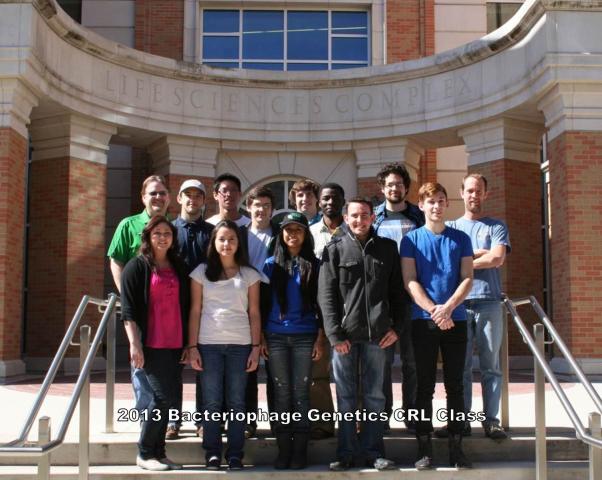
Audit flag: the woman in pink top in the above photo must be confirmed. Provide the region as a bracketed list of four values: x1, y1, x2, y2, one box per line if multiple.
[120, 215, 190, 471]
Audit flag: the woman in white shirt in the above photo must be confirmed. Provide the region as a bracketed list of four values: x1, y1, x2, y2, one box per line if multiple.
[184, 220, 261, 470]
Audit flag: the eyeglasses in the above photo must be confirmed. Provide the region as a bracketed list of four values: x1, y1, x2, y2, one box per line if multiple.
[147, 190, 168, 197]
[384, 183, 404, 190]
[217, 188, 239, 196]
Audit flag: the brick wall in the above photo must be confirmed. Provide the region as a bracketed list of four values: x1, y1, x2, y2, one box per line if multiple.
[548, 132, 602, 357]
[135, 0, 184, 61]
[0, 128, 27, 361]
[387, 0, 434, 63]
[26, 158, 106, 358]
[469, 159, 544, 356]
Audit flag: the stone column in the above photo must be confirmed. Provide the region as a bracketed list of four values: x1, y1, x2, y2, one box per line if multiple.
[539, 84, 602, 373]
[459, 117, 545, 361]
[0, 80, 37, 378]
[27, 113, 116, 372]
[148, 135, 219, 217]
[353, 137, 423, 204]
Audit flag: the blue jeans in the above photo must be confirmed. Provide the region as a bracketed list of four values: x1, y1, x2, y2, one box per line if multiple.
[266, 332, 316, 435]
[198, 344, 250, 461]
[331, 341, 386, 461]
[132, 366, 153, 413]
[463, 299, 504, 425]
[139, 348, 180, 459]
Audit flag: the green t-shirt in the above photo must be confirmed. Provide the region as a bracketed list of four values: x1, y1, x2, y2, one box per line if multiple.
[107, 210, 151, 265]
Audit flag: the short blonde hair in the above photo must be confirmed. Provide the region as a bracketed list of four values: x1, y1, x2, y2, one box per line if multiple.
[140, 175, 167, 197]
[418, 182, 448, 202]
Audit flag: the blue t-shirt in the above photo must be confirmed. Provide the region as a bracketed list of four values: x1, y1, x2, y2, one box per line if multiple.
[262, 257, 319, 334]
[446, 217, 511, 301]
[400, 226, 474, 321]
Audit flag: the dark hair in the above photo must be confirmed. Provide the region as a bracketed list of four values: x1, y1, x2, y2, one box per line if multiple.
[271, 227, 318, 314]
[319, 182, 345, 199]
[344, 197, 374, 214]
[205, 220, 252, 282]
[213, 173, 242, 194]
[139, 215, 181, 270]
[288, 179, 320, 208]
[376, 163, 411, 191]
[140, 175, 168, 197]
[246, 185, 275, 208]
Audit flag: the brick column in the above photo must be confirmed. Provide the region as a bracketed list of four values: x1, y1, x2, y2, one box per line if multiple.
[27, 114, 116, 372]
[148, 135, 219, 218]
[460, 118, 545, 360]
[0, 80, 37, 378]
[539, 84, 602, 373]
[353, 138, 423, 204]
[386, 0, 434, 63]
[135, 0, 184, 61]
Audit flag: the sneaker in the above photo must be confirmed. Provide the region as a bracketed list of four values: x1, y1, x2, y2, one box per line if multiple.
[434, 423, 472, 438]
[159, 457, 183, 470]
[206, 456, 221, 470]
[136, 456, 169, 471]
[484, 423, 507, 440]
[372, 458, 396, 471]
[165, 425, 179, 440]
[228, 457, 243, 470]
[329, 458, 354, 471]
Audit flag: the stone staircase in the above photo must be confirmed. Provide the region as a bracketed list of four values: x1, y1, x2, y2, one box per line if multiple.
[0, 427, 590, 479]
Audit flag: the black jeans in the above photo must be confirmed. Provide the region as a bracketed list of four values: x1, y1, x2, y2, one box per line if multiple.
[383, 324, 417, 417]
[139, 348, 181, 459]
[412, 320, 467, 436]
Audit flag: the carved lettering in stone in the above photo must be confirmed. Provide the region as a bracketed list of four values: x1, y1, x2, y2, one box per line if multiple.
[312, 96, 321, 114]
[190, 89, 203, 109]
[153, 84, 162, 103]
[357, 93, 372, 112]
[444, 78, 453, 98]
[271, 96, 285, 114]
[294, 96, 304, 115]
[120, 74, 127, 95]
[174, 87, 183, 106]
[458, 75, 471, 96]
[335, 95, 350, 113]
[248, 95, 263, 115]
[408, 86, 419, 107]
[136, 79, 144, 99]
[227, 94, 239, 113]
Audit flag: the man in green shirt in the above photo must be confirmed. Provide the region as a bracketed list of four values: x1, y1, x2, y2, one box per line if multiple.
[107, 175, 171, 414]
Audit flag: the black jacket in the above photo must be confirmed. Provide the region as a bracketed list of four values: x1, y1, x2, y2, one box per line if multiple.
[120, 255, 190, 347]
[318, 228, 408, 345]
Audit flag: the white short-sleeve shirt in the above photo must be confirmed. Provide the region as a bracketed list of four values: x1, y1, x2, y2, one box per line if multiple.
[190, 264, 261, 345]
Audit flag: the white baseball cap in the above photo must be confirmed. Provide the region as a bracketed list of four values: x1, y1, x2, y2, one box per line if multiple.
[178, 179, 206, 195]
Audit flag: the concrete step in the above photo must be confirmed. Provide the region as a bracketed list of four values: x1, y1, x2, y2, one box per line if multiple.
[0, 428, 587, 466]
[0, 461, 590, 479]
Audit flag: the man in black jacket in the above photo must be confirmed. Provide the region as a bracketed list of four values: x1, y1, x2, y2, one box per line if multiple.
[318, 198, 406, 471]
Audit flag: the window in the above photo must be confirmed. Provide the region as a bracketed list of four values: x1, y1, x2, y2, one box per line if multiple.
[486, 2, 522, 33]
[201, 10, 369, 71]
[57, 0, 82, 22]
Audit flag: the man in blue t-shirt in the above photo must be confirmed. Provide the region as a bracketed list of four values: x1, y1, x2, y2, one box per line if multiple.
[400, 182, 474, 470]
[444, 173, 511, 441]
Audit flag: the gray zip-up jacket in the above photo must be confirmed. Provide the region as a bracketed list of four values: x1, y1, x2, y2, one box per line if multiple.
[318, 228, 408, 345]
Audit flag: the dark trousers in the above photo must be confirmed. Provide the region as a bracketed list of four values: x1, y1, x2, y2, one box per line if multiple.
[139, 348, 181, 459]
[309, 336, 335, 435]
[412, 320, 467, 436]
[383, 324, 417, 417]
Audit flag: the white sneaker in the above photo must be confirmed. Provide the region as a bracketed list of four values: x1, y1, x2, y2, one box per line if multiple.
[136, 456, 169, 471]
[159, 457, 183, 470]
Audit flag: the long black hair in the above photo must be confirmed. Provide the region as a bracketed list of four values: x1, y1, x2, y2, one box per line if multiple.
[271, 226, 318, 314]
[139, 215, 183, 271]
[205, 220, 252, 282]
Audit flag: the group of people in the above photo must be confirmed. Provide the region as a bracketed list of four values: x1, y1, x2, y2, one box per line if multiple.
[107, 163, 510, 472]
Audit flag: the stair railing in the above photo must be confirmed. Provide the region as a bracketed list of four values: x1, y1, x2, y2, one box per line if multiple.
[502, 294, 602, 480]
[0, 293, 120, 480]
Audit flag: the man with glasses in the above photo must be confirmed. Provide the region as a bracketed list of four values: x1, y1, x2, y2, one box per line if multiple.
[107, 175, 171, 417]
[373, 163, 423, 433]
[167, 179, 214, 439]
[206, 173, 251, 227]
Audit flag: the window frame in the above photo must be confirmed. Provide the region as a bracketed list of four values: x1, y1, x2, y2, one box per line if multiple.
[198, 7, 371, 71]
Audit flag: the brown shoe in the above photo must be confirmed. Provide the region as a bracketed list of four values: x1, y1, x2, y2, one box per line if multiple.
[165, 425, 179, 440]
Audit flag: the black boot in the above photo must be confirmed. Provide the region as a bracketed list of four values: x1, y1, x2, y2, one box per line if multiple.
[414, 434, 433, 470]
[289, 433, 309, 469]
[449, 433, 472, 469]
[274, 433, 292, 469]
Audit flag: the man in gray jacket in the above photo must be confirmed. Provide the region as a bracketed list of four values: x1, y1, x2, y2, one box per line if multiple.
[318, 198, 407, 471]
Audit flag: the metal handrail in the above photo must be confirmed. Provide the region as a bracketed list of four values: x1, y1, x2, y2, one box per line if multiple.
[502, 294, 602, 448]
[0, 293, 119, 457]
